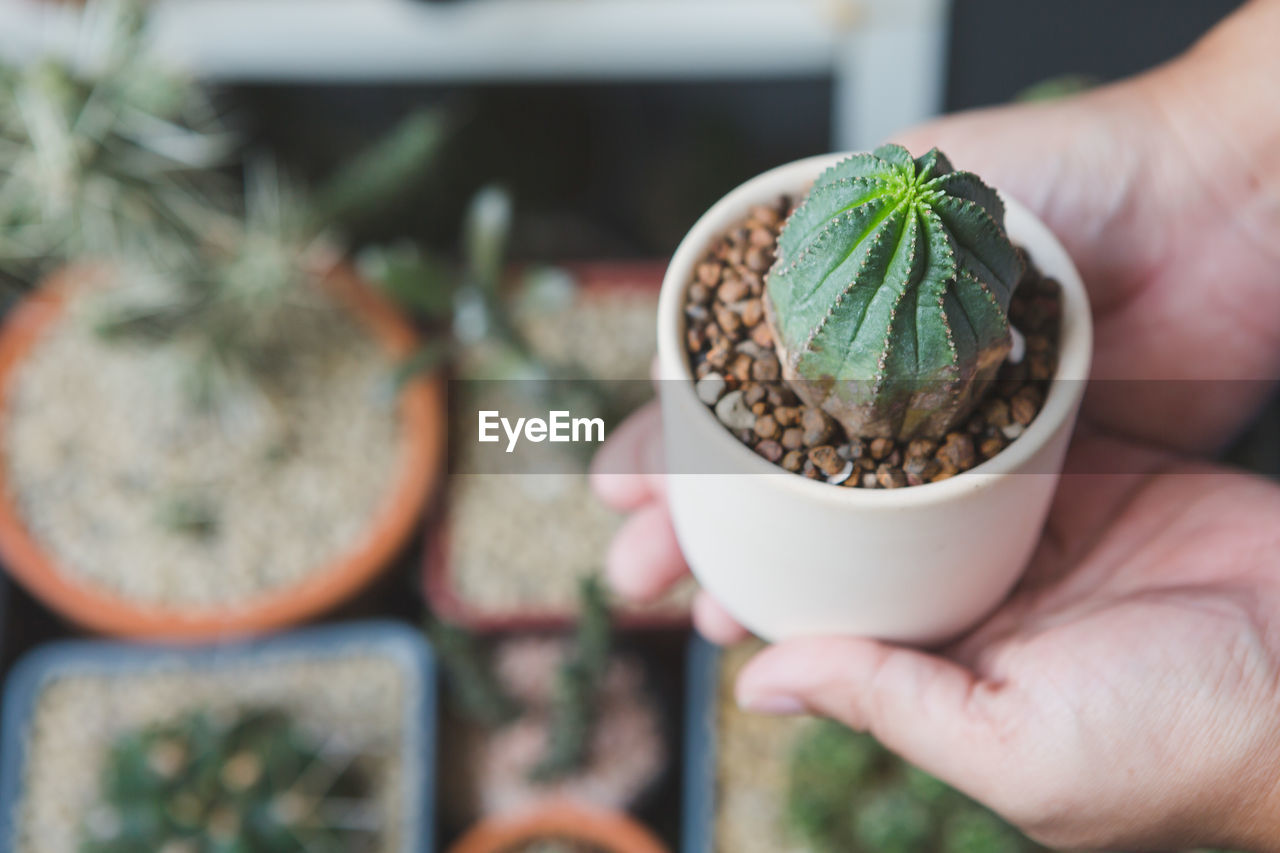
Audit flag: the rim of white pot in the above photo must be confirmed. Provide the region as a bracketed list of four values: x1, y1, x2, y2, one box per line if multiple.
[657, 152, 1093, 509]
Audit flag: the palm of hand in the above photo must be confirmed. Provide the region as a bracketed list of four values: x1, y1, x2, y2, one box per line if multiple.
[937, 436, 1280, 848]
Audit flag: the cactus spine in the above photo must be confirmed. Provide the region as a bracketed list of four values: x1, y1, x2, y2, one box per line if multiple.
[786, 720, 1042, 853]
[82, 708, 379, 852]
[765, 145, 1024, 440]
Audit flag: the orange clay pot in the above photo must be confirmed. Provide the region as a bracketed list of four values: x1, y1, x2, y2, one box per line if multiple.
[0, 262, 445, 640]
[448, 802, 669, 853]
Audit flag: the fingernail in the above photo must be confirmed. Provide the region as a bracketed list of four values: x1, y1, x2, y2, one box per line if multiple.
[738, 692, 806, 716]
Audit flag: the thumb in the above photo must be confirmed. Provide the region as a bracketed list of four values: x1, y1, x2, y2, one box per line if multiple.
[735, 637, 1024, 803]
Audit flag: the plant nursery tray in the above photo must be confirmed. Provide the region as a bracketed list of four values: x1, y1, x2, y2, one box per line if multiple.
[424, 260, 692, 632]
[0, 620, 437, 852]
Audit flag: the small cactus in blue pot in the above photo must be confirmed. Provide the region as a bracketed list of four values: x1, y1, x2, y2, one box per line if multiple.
[765, 145, 1024, 441]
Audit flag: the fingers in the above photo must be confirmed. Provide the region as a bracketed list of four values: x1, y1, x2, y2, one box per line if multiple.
[591, 395, 751, 644]
[589, 401, 665, 511]
[604, 500, 687, 603]
[734, 637, 1021, 800]
[693, 591, 750, 645]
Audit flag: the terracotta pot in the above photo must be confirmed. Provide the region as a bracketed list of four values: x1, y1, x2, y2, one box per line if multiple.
[656, 153, 1093, 644]
[448, 801, 668, 853]
[0, 263, 445, 640]
[423, 260, 690, 632]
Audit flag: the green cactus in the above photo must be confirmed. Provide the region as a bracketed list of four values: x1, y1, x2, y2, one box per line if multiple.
[0, 0, 231, 291]
[81, 708, 379, 853]
[529, 575, 613, 782]
[852, 789, 933, 853]
[425, 611, 522, 729]
[765, 144, 1024, 441]
[785, 720, 1045, 853]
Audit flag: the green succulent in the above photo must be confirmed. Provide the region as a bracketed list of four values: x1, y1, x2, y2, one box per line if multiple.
[425, 611, 522, 729]
[765, 144, 1024, 441]
[81, 708, 379, 853]
[852, 789, 933, 853]
[785, 720, 1044, 853]
[0, 0, 232, 291]
[94, 108, 444, 410]
[529, 575, 613, 782]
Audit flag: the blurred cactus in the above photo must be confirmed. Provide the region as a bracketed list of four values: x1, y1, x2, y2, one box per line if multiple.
[81, 707, 379, 852]
[365, 187, 623, 432]
[1015, 74, 1099, 103]
[529, 575, 613, 781]
[425, 612, 522, 729]
[0, 0, 233, 292]
[94, 110, 444, 410]
[766, 144, 1024, 441]
[786, 719, 1044, 853]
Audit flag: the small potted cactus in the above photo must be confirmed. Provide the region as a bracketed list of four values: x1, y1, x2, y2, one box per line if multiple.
[0, 621, 436, 852]
[784, 720, 1046, 853]
[80, 707, 382, 851]
[655, 147, 1093, 642]
[430, 578, 669, 827]
[0, 1, 446, 639]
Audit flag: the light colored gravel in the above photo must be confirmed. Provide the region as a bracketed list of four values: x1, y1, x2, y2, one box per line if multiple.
[448, 287, 692, 616]
[714, 641, 811, 853]
[3, 277, 402, 606]
[15, 653, 408, 853]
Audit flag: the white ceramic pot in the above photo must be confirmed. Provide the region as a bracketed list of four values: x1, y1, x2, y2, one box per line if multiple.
[657, 153, 1093, 644]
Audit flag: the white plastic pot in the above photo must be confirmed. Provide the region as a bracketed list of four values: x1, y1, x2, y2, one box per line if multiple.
[657, 153, 1093, 644]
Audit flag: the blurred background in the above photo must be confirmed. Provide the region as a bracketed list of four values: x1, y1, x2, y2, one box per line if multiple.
[0, 2, 1272, 852]
[0, 0, 1249, 261]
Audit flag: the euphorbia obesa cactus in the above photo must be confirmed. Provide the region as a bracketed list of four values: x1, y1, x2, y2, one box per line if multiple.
[765, 144, 1024, 440]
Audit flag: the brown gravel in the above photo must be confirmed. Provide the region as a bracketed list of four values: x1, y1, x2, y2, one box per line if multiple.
[685, 197, 1063, 488]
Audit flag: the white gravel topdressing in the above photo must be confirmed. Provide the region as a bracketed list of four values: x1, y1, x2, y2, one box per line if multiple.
[2, 280, 402, 606]
[449, 288, 692, 616]
[14, 652, 410, 853]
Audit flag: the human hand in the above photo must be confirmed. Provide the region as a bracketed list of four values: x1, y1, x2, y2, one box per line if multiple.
[885, 0, 1280, 454]
[590, 3, 1280, 848]
[594, 412, 1280, 850]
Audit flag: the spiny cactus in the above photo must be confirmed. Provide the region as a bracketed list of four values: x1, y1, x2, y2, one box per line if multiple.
[529, 575, 613, 782]
[81, 707, 379, 853]
[765, 144, 1024, 441]
[425, 610, 522, 729]
[786, 719, 1043, 853]
[0, 0, 231, 291]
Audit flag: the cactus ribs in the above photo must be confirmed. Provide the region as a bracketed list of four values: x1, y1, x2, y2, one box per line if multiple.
[683, 188, 1062, 490]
